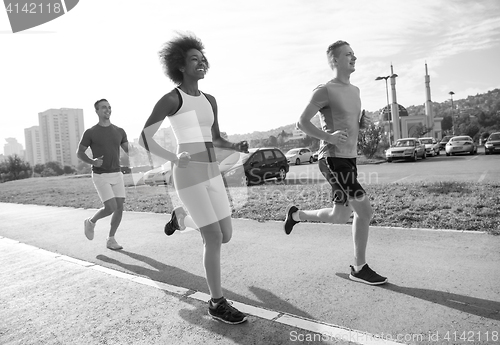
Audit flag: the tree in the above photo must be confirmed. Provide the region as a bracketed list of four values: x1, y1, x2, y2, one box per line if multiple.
[358, 124, 384, 158]
[41, 167, 57, 177]
[0, 160, 8, 182]
[4, 155, 32, 181]
[413, 124, 432, 138]
[441, 115, 452, 132]
[464, 124, 480, 139]
[76, 161, 92, 174]
[34, 164, 45, 175]
[268, 135, 278, 146]
[63, 165, 76, 175]
[45, 161, 64, 175]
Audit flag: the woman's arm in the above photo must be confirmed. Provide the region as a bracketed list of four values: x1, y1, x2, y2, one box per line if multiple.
[139, 91, 181, 163]
[207, 93, 248, 152]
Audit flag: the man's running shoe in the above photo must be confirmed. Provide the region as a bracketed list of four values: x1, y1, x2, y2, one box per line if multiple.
[208, 298, 248, 325]
[283, 205, 299, 235]
[84, 218, 95, 240]
[106, 237, 123, 250]
[349, 264, 388, 285]
[164, 207, 186, 236]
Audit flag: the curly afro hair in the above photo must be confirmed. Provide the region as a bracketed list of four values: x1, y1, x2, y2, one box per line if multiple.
[158, 32, 209, 85]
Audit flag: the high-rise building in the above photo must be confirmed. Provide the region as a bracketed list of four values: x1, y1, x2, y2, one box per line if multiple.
[38, 108, 84, 167]
[24, 126, 45, 166]
[4, 137, 24, 158]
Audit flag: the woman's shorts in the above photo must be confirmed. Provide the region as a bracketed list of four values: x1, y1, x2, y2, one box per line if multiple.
[173, 161, 231, 229]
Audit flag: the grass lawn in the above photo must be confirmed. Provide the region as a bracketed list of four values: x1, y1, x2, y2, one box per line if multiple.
[0, 174, 499, 235]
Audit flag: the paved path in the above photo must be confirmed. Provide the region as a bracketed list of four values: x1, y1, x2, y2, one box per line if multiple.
[1, 203, 499, 344]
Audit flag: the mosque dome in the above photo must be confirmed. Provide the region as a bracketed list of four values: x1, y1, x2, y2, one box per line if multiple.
[379, 104, 408, 121]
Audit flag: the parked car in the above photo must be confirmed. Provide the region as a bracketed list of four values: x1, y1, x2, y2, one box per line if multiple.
[144, 163, 173, 186]
[220, 147, 289, 186]
[445, 136, 477, 156]
[121, 165, 151, 174]
[484, 132, 500, 155]
[419, 137, 440, 157]
[385, 138, 426, 162]
[285, 148, 314, 165]
[312, 151, 319, 162]
[438, 135, 454, 150]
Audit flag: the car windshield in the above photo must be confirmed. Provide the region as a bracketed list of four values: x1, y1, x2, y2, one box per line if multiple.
[489, 133, 500, 140]
[395, 140, 414, 147]
[419, 139, 432, 144]
[451, 136, 470, 142]
[286, 149, 300, 155]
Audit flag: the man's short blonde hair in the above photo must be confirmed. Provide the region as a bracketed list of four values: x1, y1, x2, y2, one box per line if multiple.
[326, 40, 349, 70]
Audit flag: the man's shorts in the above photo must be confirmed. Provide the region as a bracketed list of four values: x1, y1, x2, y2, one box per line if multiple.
[318, 157, 365, 205]
[91, 172, 126, 202]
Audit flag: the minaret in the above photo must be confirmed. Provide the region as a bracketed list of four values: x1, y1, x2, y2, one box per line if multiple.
[424, 62, 435, 137]
[390, 64, 401, 140]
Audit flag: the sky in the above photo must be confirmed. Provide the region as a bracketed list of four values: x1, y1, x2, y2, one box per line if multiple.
[1, 0, 500, 155]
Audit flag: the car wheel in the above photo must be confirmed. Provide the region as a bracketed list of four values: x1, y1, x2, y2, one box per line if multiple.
[446, 152, 450, 156]
[485, 151, 489, 155]
[276, 167, 287, 181]
[387, 158, 392, 163]
[295, 158, 300, 165]
[309, 157, 313, 164]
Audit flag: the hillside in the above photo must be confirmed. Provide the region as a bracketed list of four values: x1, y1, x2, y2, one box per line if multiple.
[227, 116, 320, 143]
[228, 89, 500, 141]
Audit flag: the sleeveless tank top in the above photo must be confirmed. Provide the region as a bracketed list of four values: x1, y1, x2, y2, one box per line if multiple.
[168, 88, 214, 144]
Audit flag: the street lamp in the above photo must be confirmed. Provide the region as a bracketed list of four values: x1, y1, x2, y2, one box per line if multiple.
[376, 74, 398, 145]
[449, 91, 455, 135]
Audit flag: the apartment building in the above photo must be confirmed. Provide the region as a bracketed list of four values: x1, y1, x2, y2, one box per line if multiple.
[3, 137, 24, 158]
[24, 126, 45, 166]
[38, 108, 84, 167]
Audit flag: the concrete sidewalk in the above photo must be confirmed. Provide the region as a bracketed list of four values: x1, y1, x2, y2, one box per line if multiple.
[1, 203, 499, 345]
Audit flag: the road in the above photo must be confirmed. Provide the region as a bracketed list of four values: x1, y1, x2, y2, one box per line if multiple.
[286, 148, 500, 185]
[2, 203, 500, 345]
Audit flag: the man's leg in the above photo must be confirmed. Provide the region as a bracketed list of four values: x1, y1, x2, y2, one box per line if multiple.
[298, 156, 353, 224]
[298, 204, 352, 224]
[348, 195, 387, 285]
[109, 197, 124, 237]
[348, 195, 373, 267]
[84, 197, 117, 241]
[90, 198, 117, 224]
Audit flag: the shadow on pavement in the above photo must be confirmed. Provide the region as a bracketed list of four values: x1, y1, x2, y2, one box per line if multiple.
[97, 250, 325, 345]
[97, 250, 207, 293]
[99, 250, 318, 318]
[336, 273, 500, 321]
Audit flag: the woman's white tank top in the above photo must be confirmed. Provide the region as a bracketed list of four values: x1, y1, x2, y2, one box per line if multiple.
[168, 88, 214, 144]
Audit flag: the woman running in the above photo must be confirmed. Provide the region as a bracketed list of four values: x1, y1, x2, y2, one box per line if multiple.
[140, 33, 249, 324]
